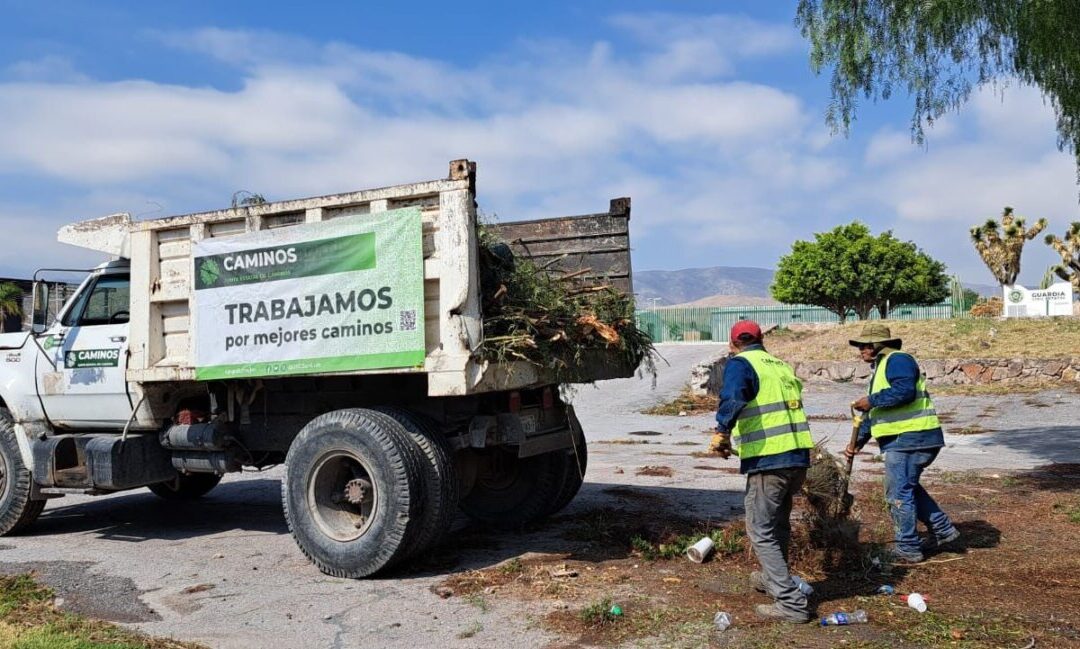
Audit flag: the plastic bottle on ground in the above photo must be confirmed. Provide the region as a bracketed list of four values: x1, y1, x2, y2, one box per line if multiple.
[904, 593, 928, 613]
[876, 584, 895, 596]
[713, 611, 732, 631]
[820, 610, 868, 626]
[791, 575, 813, 596]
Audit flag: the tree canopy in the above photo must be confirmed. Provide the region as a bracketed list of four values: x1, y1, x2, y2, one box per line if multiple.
[771, 222, 949, 322]
[0, 282, 23, 333]
[796, 0, 1080, 174]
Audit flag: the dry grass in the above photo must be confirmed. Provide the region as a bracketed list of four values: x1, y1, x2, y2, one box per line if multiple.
[641, 385, 717, 415]
[767, 317, 1080, 362]
[0, 574, 203, 649]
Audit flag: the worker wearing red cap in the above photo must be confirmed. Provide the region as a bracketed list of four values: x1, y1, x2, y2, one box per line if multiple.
[711, 320, 814, 623]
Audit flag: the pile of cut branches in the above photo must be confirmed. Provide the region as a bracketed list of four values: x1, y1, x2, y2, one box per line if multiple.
[477, 229, 655, 381]
[800, 442, 860, 550]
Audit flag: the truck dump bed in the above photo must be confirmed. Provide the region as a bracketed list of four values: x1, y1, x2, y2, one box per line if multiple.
[58, 160, 635, 396]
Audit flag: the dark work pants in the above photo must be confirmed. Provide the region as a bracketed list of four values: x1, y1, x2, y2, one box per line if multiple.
[744, 467, 810, 620]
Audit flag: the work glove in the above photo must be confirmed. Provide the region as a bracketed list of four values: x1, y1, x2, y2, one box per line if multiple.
[709, 431, 732, 459]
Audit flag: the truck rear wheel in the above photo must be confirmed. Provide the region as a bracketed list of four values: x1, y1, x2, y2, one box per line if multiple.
[373, 408, 458, 559]
[283, 409, 425, 578]
[148, 473, 223, 500]
[0, 409, 45, 535]
[459, 449, 560, 529]
[544, 407, 588, 517]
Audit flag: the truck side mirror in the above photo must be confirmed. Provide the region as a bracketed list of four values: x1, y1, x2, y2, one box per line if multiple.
[31, 280, 50, 334]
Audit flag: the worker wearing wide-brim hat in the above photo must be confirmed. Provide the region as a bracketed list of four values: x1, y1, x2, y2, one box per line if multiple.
[845, 323, 960, 564]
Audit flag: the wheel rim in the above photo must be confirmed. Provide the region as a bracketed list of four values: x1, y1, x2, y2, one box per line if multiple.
[307, 450, 378, 542]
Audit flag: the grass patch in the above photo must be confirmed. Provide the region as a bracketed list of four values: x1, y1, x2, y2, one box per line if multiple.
[456, 621, 483, 639]
[464, 594, 489, 613]
[0, 574, 201, 649]
[578, 598, 619, 628]
[642, 385, 717, 416]
[630, 527, 745, 561]
[767, 317, 1080, 362]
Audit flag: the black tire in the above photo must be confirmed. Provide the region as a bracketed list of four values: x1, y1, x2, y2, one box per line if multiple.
[373, 407, 458, 559]
[0, 408, 45, 535]
[459, 448, 561, 529]
[545, 406, 588, 517]
[282, 409, 426, 578]
[148, 473, 223, 500]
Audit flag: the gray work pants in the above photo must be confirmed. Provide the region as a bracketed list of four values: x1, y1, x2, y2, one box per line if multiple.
[744, 467, 810, 619]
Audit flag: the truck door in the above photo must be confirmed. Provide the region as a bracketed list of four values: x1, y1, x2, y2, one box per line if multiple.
[36, 273, 133, 428]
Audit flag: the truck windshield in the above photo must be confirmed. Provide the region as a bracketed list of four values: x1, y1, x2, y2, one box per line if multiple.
[62, 275, 131, 327]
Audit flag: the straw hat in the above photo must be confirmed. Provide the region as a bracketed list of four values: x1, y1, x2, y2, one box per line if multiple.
[848, 323, 901, 347]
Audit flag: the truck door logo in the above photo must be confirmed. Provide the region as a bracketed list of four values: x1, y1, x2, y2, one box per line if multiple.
[65, 348, 121, 369]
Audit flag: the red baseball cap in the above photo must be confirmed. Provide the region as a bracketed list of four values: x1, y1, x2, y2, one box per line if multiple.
[730, 320, 763, 344]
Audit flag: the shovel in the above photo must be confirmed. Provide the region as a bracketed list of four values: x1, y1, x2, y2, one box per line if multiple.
[838, 403, 863, 517]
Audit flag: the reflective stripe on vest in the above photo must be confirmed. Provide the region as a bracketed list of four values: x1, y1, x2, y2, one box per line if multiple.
[731, 350, 814, 459]
[868, 351, 941, 438]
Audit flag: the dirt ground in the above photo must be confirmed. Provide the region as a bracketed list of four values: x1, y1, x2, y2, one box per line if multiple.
[1, 344, 1077, 648]
[439, 464, 1080, 648]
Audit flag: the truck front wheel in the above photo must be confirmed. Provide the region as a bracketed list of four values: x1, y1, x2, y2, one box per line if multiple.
[283, 409, 425, 578]
[0, 409, 45, 535]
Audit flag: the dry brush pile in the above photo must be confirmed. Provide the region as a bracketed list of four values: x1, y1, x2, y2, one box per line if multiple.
[476, 228, 655, 380]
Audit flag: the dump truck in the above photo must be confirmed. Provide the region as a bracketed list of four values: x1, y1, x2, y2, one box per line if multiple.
[0, 160, 637, 577]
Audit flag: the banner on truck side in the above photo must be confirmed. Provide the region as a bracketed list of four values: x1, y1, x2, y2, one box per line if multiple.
[192, 208, 426, 380]
[1002, 282, 1074, 318]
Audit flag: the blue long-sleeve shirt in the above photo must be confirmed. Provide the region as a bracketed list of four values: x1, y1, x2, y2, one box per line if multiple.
[856, 350, 944, 452]
[715, 344, 810, 475]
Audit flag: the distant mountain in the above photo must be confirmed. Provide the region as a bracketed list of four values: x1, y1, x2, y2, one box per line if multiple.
[633, 266, 774, 307]
[632, 266, 1000, 307]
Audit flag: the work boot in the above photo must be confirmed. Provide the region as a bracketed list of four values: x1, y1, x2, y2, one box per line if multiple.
[889, 548, 925, 565]
[754, 603, 809, 624]
[921, 528, 961, 553]
[749, 570, 767, 593]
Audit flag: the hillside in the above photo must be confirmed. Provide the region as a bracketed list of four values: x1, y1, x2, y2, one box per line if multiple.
[632, 266, 998, 307]
[633, 266, 773, 306]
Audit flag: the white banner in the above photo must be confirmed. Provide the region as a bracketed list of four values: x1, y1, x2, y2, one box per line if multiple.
[192, 208, 426, 380]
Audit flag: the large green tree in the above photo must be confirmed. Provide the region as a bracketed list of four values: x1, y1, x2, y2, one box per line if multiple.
[797, 1, 1080, 173]
[0, 283, 23, 333]
[771, 222, 949, 322]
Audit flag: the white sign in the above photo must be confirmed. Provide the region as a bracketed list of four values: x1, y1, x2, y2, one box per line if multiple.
[1002, 282, 1074, 318]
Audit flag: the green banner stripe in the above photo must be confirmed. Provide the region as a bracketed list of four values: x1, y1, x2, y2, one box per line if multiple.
[194, 349, 425, 381]
[195, 232, 376, 290]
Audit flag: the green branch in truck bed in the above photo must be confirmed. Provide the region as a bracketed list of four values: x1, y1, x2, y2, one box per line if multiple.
[477, 225, 655, 381]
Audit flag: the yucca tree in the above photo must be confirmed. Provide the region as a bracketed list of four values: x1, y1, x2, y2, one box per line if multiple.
[970, 207, 1048, 287]
[0, 282, 23, 333]
[1044, 221, 1080, 291]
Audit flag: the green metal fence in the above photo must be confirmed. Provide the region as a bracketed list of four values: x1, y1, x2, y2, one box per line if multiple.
[636, 302, 956, 343]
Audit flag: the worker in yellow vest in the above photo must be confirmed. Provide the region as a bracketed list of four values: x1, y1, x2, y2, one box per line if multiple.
[844, 323, 960, 564]
[711, 320, 814, 623]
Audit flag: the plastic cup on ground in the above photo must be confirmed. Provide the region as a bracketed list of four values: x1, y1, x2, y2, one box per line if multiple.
[686, 537, 715, 563]
[905, 593, 928, 613]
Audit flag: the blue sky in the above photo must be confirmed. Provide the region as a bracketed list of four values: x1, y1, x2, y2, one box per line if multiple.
[1, 0, 1075, 288]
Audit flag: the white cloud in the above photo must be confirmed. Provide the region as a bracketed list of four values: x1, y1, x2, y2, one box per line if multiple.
[1, 14, 1075, 286]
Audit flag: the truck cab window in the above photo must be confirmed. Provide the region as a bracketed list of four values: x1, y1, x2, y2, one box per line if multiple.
[62, 275, 131, 327]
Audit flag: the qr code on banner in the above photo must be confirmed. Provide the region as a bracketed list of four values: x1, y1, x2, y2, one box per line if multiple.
[399, 309, 417, 332]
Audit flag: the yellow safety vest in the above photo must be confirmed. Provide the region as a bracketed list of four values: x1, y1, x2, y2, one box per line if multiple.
[732, 350, 814, 459]
[868, 351, 940, 438]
